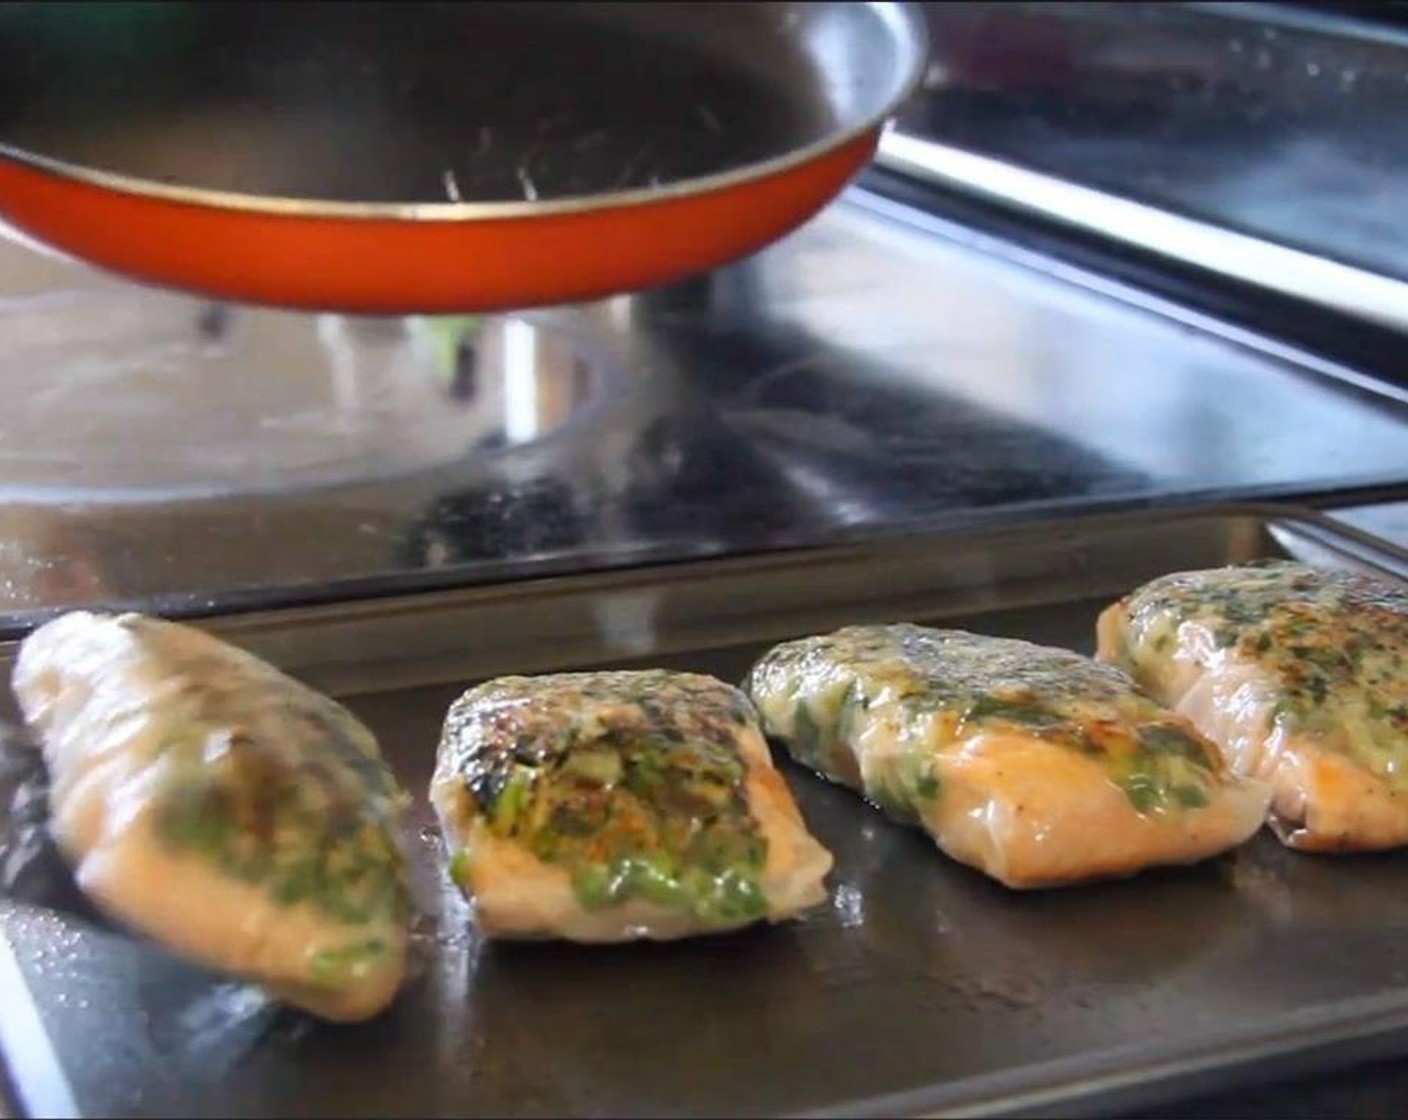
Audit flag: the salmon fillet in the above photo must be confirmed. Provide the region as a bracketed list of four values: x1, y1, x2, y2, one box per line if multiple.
[11, 611, 413, 1022]
[744, 624, 1270, 889]
[430, 669, 833, 941]
[1098, 560, 1408, 852]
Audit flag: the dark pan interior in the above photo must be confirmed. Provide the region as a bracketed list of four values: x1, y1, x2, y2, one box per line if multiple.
[0, 1, 921, 204]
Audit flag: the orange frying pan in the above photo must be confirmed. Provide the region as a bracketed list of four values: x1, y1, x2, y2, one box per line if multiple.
[0, 1, 927, 313]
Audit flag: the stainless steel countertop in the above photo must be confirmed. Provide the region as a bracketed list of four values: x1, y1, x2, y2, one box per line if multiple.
[3, 183, 1408, 633]
[891, 2, 1408, 292]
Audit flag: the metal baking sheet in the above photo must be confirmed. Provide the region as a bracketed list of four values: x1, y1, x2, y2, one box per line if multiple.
[5, 505, 1408, 1119]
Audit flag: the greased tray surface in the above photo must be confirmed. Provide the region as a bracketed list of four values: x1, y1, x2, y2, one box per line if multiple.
[5, 507, 1408, 1119]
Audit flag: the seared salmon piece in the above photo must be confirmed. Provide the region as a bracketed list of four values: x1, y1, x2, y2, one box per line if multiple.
[430, 669, 832, 941]
[1099, 560, 1408, 852]
[745, 624, 1269, 889]
[12, 611, 413, 1022]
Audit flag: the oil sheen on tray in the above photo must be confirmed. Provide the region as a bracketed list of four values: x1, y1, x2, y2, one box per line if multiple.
[430, 669, 832, 941]
[1099, 559, 1408, 852]
[745, 624, 1271, 888]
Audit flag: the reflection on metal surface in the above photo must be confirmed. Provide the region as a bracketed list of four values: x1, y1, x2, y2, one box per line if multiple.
[4, 178, 1408, 626]
[875, 130, 1408, 333]
[501, 319, 541, 444]
[0, 914, 77, 1120]
[1329, 502, 1408, 553]
[0, 269, 618, 501]
[888, 1, 1408, 297]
